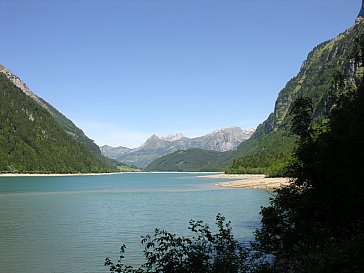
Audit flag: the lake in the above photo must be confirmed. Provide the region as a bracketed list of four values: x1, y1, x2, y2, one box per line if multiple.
[0, 173, 271, 273]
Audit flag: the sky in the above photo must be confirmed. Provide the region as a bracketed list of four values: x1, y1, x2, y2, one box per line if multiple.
[0, 0, 361, 148]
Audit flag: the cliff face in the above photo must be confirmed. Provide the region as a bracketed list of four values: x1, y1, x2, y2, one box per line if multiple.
[194, 127, 255, 152]
[252, 21, 364, 139]
[0, 65, 48, 110]
[227, 21, 364, 175]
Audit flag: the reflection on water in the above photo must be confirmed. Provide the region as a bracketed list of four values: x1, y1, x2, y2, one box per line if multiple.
[0, 173, 270, 273]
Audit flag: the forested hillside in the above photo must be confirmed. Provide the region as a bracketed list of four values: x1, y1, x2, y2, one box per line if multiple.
[253, 63, 364, 272]
[228, 21, 364, 175]
[0, 70, 116, 173]
[145, 149, 232, 172]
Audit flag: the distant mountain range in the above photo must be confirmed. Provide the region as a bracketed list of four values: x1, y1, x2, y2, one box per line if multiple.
[147, 21, 364, 174]
[101, 127, 254, 168]
[0, 65, 118, 173]
[3, 20, 362, 175]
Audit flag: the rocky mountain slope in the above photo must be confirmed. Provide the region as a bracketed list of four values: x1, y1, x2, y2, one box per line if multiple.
[147, 21, 364, 173]
[227, 20, 364, 175]
[252, 22, 364, 138]
[100, 145, 132, 159]
[0, 65, 117, 173]
[101, 127, 254, 168]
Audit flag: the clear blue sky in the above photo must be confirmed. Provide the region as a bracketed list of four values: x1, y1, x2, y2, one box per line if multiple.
[0, 0, 360, 148]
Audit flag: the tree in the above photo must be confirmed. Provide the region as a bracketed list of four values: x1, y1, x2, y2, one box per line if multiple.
[252, 78, 364, 273]
[289, 97, 313, 140]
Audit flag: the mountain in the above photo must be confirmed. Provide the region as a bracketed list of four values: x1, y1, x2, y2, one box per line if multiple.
[252, 22, 364, 138]
[0, 65, 117, 173]
[145, 149, 232, 172]
[100, 145, 132, 159]
[160, 133, 185, 142]
[147, 21, 364, 174]
[193, 127, 255, 152]
[227, 20, 364, 175]
[101, 127, 254, 168]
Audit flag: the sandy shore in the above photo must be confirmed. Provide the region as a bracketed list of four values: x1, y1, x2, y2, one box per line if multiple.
[0, 172, 291, 190]
[198, 174, 291, 189]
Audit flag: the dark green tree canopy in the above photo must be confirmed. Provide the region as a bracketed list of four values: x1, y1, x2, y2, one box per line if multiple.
[289, 97, 313, 140]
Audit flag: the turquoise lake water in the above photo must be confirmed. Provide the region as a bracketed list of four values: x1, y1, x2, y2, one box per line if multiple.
[0, 173, 271, 273]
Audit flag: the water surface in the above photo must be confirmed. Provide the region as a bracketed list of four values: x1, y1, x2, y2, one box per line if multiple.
[0, 173, 270, 273]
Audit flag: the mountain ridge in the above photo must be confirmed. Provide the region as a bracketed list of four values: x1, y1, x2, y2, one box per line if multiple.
[101, 127, 254, 168]
[0, 65, 117, 173]
[0, 65, 102, 155]
[228, 20, 364, 175]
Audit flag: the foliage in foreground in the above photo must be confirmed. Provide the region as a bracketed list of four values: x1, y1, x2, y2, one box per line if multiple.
[105, 214, 248, 273]
[107, 75, 364, 273]
[106, 31, 364, 273]
[253, 78, 364, 272]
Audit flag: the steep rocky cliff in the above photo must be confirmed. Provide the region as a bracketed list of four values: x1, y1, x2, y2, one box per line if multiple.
[229, 21, 364, 175]
[254, 21, 363, 138]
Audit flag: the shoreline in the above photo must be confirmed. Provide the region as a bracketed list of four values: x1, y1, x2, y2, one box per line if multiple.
[198, 174, 291, 189]
[0, 171, 221, 177]
[0, 172, 291, 189]
[0, 172, 122, 177]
